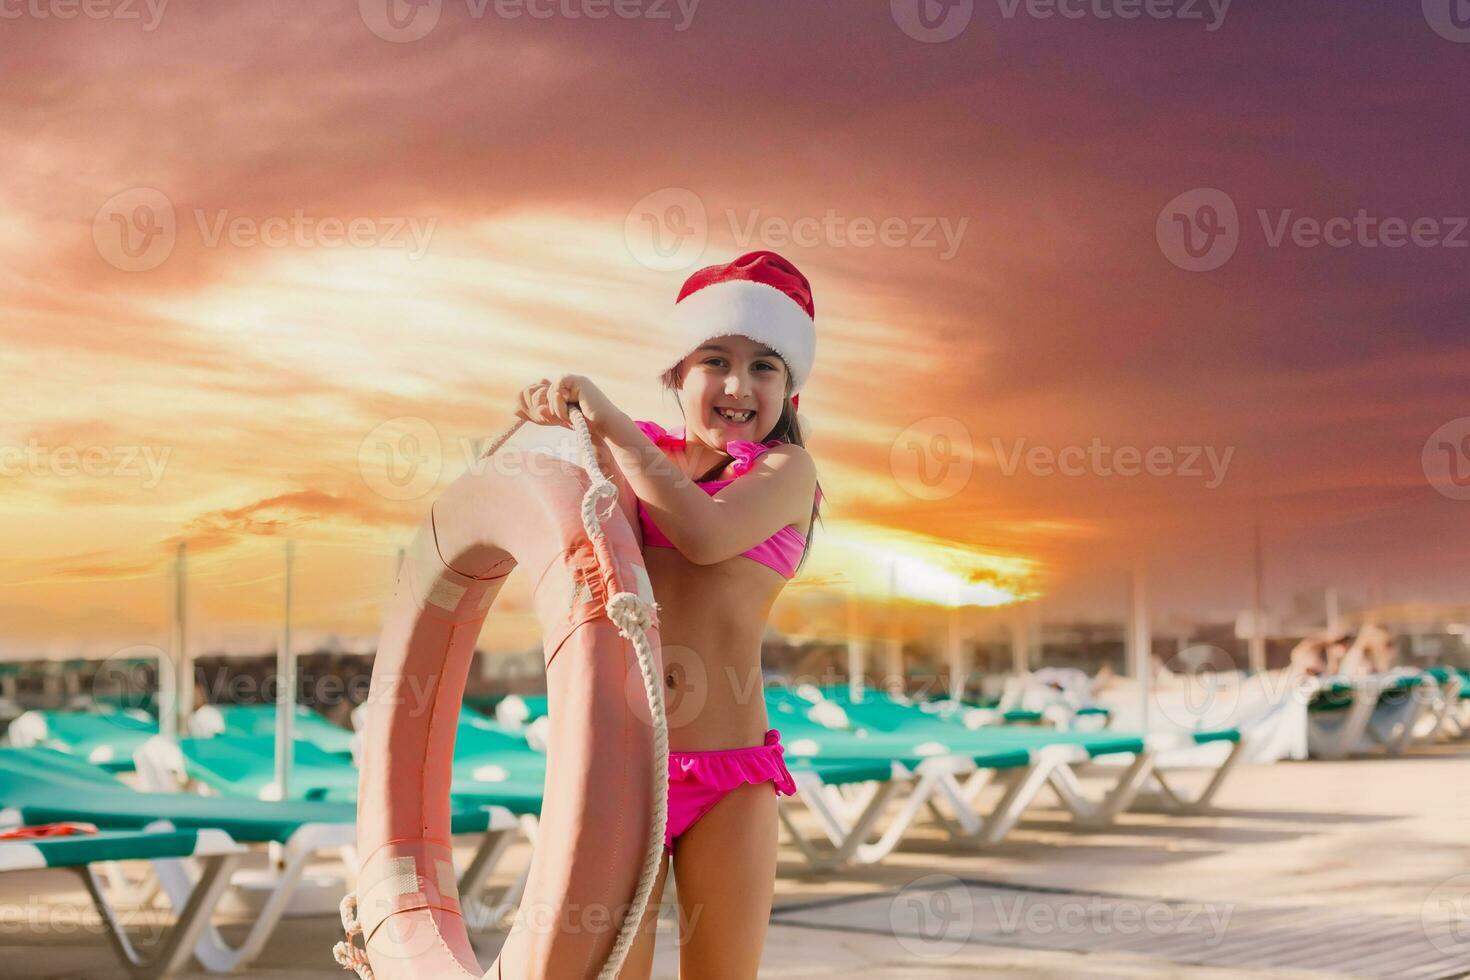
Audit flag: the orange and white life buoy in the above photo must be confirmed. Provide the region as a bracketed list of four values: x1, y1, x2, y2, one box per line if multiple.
[336, 410, 667, 979]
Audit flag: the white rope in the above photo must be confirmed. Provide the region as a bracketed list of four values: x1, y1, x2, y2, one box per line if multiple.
[334, 408, 667, 978]
[561, 407, 668, 979]
[331, 893, 374, 979]
[600, 590, 667, 978]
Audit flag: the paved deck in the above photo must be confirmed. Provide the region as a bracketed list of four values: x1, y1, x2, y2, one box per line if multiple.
[3, 741, 1467, 978]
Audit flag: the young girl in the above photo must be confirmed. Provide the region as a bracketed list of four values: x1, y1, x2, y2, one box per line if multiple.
[514, 250, 824, 978]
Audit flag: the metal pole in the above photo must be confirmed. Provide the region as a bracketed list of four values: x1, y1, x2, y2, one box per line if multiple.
[169, 543, 191, 740]
[1010, 603, 1028, 676]
[882, 564, 893, 693]
[1130, 567, 1152, 733]
[274, 540, 296, 801]
[178, 542, 191, 737]
[1249, 520, 1266, 673]
[948, 587, 964, 703]
[160, 545, 182, 744]
[845, 582, 864, 702]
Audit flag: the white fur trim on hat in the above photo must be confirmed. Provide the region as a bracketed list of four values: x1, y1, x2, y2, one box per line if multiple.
[661, 279, 816, 393]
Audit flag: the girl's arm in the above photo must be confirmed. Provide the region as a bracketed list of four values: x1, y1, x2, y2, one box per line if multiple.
[600, 411, 816, 566]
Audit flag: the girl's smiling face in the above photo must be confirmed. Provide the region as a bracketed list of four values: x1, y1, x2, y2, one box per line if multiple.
[676, 334, 789, 448]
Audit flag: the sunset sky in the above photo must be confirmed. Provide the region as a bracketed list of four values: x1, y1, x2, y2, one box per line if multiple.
[3, 2, 1467, 657]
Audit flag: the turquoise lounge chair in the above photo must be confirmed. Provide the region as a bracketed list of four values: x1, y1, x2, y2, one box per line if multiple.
[0, 746, 517, 973]
[146, 720, 549, 933]
[188, 703, 355, 756]
[1423, 666, 1469, 739]
[768, 692, 1082, 865]
[0, 826, 244, 978]
[878, 687, 1243, 815]
[154, 713, 547, 814]
[774, 750, 964, 870]
[342, 707, 552, 927]
[463, 693, 508, 716]
[1306, 672, 1440, 758]
[172, 736, 361, 802]
[826, 682, 1115, 729]
[494, 693, 551, 727]
[7, 708, 158, 772]
[448, 713, 548, 815]
[770, 687, 1245, 863]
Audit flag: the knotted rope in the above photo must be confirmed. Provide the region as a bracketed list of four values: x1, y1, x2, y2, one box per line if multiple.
[331, 893, 373, 979]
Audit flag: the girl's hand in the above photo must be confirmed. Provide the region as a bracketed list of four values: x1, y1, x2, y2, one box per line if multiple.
[514, 374, 621, 435]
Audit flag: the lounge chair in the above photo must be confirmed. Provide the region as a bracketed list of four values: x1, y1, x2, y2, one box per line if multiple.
[1044, 727, 1246, 819]
[7, 708, 158, 772]
[0, 746, 516, 972]
[1306, 672, 1441, 759]
[143, 714, 546, 805]
[187, 703, 355, 756]
[463, 693, 508, 716]
[382, 709, 548, 926]
[137, 735, 361, 802]
[191, 709, 550, 928]
[1086, 669, 1312, 811]
[955, 670, 1114, 730]
[767, 692, 1086, 866]
[1422, 667, 1468, 740]
[774, 754, 922, 870]
[780, 686, 1244, 832]
[849, 681, 1113, 730]
[446, 713, 548, 813]
[143, 723, 547, 926]
[0, 826, 244, 978]
[493, 692, 551, 727]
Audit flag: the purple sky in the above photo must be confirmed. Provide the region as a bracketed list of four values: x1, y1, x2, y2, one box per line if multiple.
[2, 1, 1467, 648]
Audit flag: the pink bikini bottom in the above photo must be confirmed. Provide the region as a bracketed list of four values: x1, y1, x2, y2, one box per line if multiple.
[665, 729, 798, 852]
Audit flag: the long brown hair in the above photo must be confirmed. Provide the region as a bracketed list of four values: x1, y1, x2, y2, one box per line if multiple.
[660, 363, 824, 577]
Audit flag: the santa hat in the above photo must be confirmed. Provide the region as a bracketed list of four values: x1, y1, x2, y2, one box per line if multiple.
[658, 250, 815, 409]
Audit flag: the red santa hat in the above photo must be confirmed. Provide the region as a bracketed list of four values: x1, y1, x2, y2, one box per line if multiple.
[658, 250, 815, 409]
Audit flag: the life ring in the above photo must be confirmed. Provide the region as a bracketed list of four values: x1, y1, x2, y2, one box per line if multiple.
[336, 411, 667, 979]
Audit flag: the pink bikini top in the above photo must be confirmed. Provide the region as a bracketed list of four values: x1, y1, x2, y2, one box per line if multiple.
[632, 420, 821, 580]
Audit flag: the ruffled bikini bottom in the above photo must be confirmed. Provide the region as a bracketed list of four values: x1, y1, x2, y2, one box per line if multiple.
[664, 729, 797, 852]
